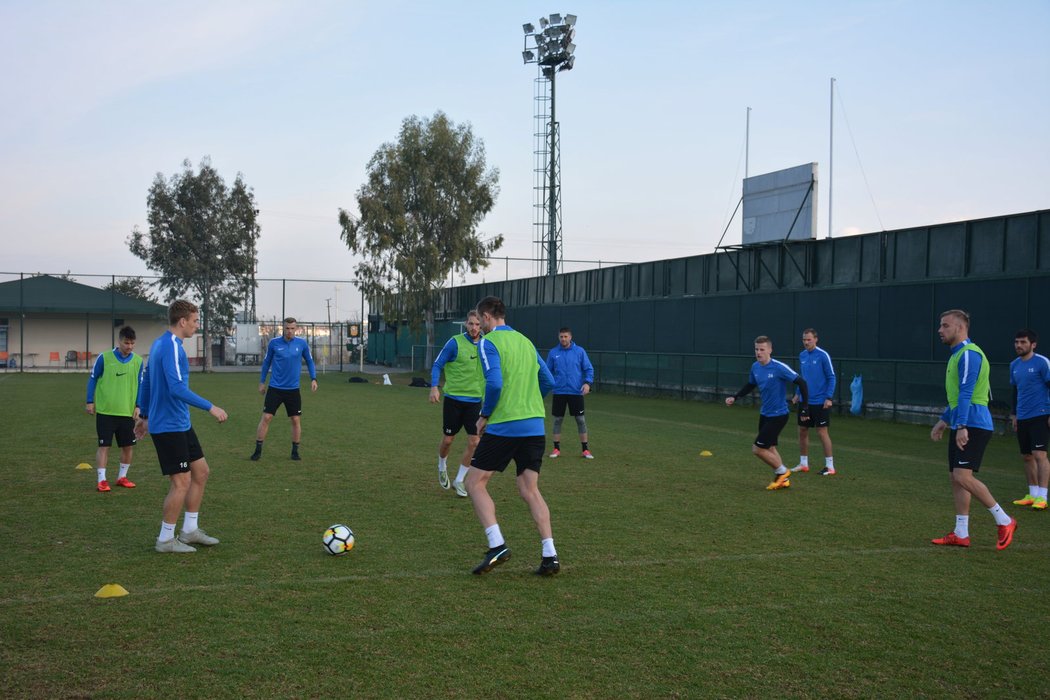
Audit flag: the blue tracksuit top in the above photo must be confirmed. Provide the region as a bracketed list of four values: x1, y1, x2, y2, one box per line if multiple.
[137, 331, 212, 433]
[796, 346, 837, 404]
[749, 359, 799, 417]
[260, 336, 316, 389]
[939, 342, 993, 430]
[545, 342, 594, 395]
[1010, 353, 1050, 420]
[479, 325, 555, 437]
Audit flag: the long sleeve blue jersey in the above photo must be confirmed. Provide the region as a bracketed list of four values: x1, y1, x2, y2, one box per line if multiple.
[796, 346, 836, 403]
[480, 325, 555, 437]
[545, 342, 594, 395]
[939, 343, 993, 430]
[260, 336, 316, 389]
[137, 331, 212, 433]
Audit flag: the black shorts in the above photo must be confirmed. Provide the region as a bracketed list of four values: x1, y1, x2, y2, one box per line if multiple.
[798, 404, 831, 428]
[150, 428, 205, 476]
[471, 434, 545, 476]
[443, 397, 481, 436]
[947, 427, 993, 472]
[552, 394, 585, 417]
[755, 414, 789, 449]
[1016, 415, 1049, 455]
[96, 413, 136, 448]
[264, 387, 302, 417]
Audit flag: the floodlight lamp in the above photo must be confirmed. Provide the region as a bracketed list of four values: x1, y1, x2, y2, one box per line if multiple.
[564, 42, 576, 56]
[542, 66, 555, 78]
[564, 14, 577, 27]
[523, 22, 535, 34]
[538, 16, 549, 28]
[522, 50, 535, 63]
[550, 13, 562, 25]
[564, 28, 575, 43]
[559, 55, 575, 71]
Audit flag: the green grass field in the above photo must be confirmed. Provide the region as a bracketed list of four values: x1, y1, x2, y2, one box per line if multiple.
[1, 372, 1047, 699]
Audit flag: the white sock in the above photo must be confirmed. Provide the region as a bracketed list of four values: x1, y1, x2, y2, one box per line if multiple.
[484, 524, 504, 548]
[438, 456, 447, 471]
[954, 515, 969, 539]
[775, 465, 788, 475]
[158, 521, 176, 541]
[97, 468, 106, 483]
[1038, 486, 1048, 499]
[1029, 484, 1038, 497]
[183, 512, 199, 533]
[825, 457, 834, 469]
[798, 456, 808, 467]
[988, 504, 1011, 526]
[119, 463, 130, 479]
[541, 537, 557, 557]
[456, 465, 470, 482]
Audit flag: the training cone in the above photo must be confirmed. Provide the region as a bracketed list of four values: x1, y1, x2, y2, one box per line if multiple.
[699, 450, 713, 457]
[94, 584, 129, 598]
[76, 462, 93, 470]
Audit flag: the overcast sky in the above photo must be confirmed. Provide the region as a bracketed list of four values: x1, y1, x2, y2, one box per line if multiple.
[2, 0, 1047, 322]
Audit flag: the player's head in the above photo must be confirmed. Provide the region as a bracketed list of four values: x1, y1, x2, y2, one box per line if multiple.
[754, 335, 772, 363]
[283, 317, 297, 341]
[465, 310, 481, 339]
[168, 300, 199, 338]
[559, 327, 573, 348]
[475, 297, 506, 333]
[801, 328, 818, 351]
[1014, 329, 1038, 358]
[117, 326, 136, 354]
[938, 309, 970, 346]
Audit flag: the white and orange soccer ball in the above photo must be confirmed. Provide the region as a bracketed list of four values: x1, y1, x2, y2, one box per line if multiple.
[322, 524, 355, 556]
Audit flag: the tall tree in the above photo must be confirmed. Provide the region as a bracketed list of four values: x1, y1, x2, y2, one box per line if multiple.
[129, 157, 260, 371]
[103, 277, 157, 303]
[339, 111, 502, 356]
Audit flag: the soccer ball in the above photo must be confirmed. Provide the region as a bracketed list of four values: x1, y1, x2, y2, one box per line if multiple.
[322, 524, 355, 556]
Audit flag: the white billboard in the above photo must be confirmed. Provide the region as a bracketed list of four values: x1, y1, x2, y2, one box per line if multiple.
[742, 162, 818, 245]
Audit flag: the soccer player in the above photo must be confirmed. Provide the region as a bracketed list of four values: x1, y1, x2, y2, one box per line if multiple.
[791, 328, 838, 476]
[1008, 329, 1050, 510]
[546, 327, 595, 459]
[429, 310, 484, 497]
[467, 296, 559, 576]
[725, 336, 810, 490]
[251, 317, 318, 461]
[135, 300, 228, 554]
[85, 325, 143, 492]
[930, 309, 1016, 550]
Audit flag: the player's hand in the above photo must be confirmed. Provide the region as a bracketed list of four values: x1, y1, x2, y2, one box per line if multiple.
[258, 383, 266, 394]
[476, 416, 488, 436]
[581, 383, 591, 396]
[1010, 415, 1017, 432]
[823, 399, 832, 409]
[429, 386, 440, 403]
[725, 397, 735, 406]
[85, 402, 95, 415]
[134, 418, 148, 439]
[955, 427, 969, 450]
[210, 405, 228, 423]
[790, 395, 799, 405]
[799, 407, 810, 423]
[930, 421, 947, 442]
[311, 379, 318, 393]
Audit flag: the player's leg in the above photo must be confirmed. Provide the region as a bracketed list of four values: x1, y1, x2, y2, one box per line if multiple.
[817, 426, 835, 475]
[1033, 450, 1050, 509]
[550, 395, 567, 457]
[754, 416, 791, 489]
[178, 429, 219, 546]
[95, 413, 113, 491]
[290, 415, 302, 460]
[570, 398, 591, 457]
[287, 390, 303, 460]
[794, 424, 810, 472]
[468, 435, 512, 573]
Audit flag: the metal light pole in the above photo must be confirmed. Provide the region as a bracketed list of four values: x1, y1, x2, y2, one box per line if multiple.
[522, 14, 577, 278]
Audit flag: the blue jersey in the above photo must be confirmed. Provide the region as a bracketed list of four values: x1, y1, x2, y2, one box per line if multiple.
[479, 325, 555, 437]
[545, 342, 595, 395]
[260, 336, 316, 390]
[431, 333, 482, 403]
[1010, 353, 1050, 420]
[797, 346, 836, 404]
[749, 359, 798, 417]
[137, 331, 212, 433]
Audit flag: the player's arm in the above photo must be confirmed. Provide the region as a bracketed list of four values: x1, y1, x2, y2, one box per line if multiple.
[164, 350, 213, 413]
[823, 354, 837, 405]
[726, 382, 757, 406]
[953, 349, 981, 428]
[793, 376, 810, 421]
[1011, 384, 1018, 431]
[135, 362, 151, 437]
[85, 354, 104, 412]
[580, 348, 594, 395]
[259, 341, 274, 390]
[302, 339, 318, 389]
[537, 350, 555, 398]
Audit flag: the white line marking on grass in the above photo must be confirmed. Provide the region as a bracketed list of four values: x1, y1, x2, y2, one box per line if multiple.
[2, 542, 1047, 606]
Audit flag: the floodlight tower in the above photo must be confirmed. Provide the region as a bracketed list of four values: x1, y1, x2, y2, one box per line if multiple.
[522, 13, 576, 277]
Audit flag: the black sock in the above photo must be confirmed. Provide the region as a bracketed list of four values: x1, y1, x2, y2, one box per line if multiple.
[291, 442, 300, 452]
[553, 441, 560, 450]
[253, 440, 263, 453]
[581, 442, 589, 451]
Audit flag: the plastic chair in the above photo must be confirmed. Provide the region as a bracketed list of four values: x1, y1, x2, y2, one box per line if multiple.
[77, 351, 89, 367]
[0, 351, 8, 368]
[50, 351, 60, 367]
[65, 350, 78, 368]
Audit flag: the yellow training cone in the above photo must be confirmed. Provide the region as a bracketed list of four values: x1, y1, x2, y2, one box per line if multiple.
[699, 450, 713, 457]
[95, 584, 129, 598]
[76, 462, 93, 470]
